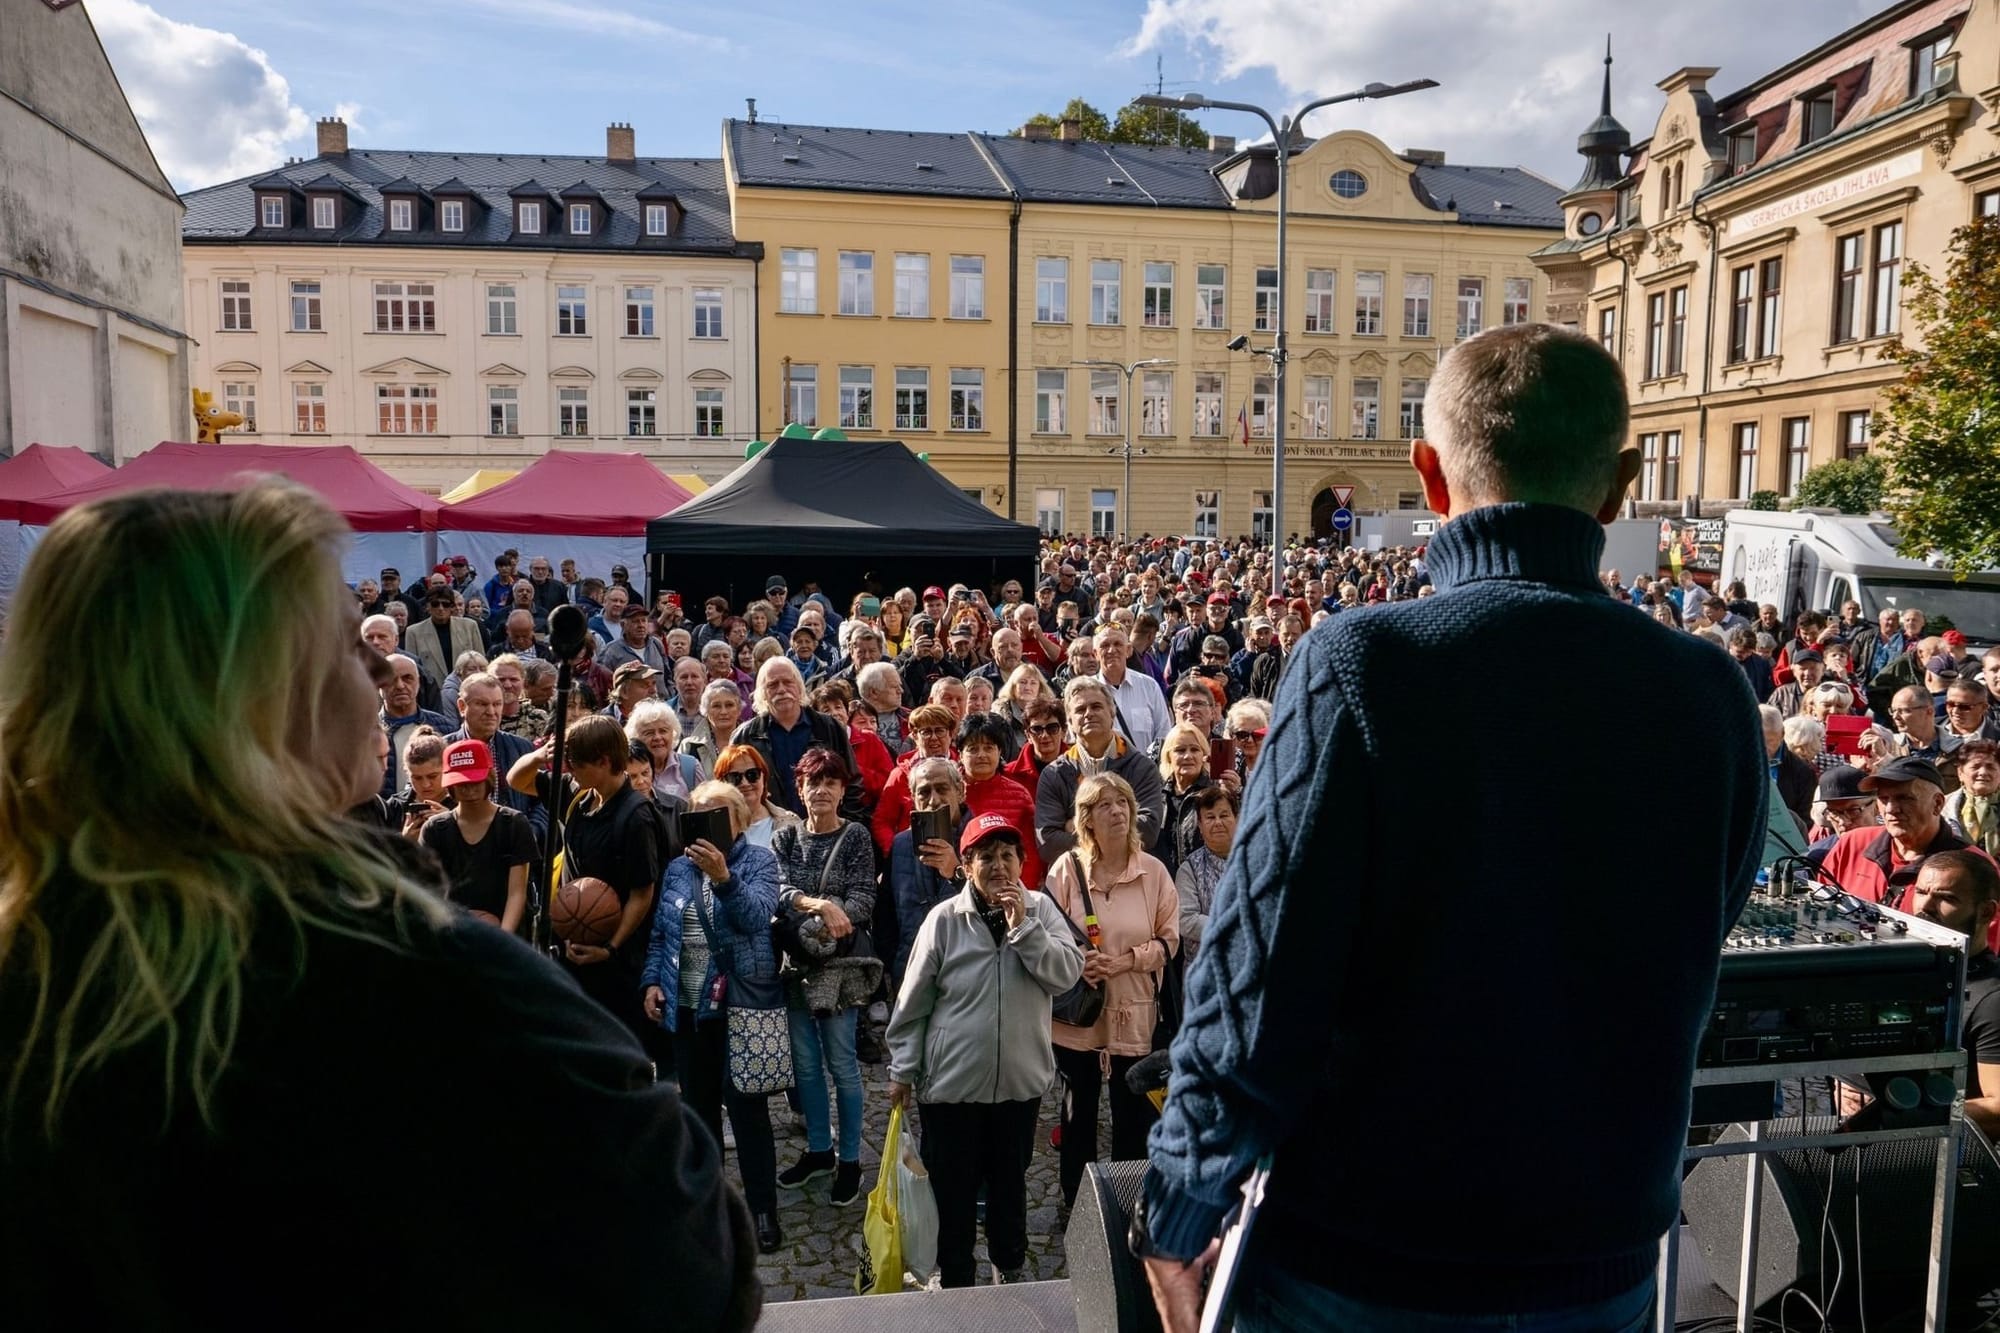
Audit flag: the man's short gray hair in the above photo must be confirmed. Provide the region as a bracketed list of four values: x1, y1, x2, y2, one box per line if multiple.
[909, 755, 964, 794]
[857, 661, 901, 698]
[1422, 323, 1629, 511]
[1063, 674, 1114, 713]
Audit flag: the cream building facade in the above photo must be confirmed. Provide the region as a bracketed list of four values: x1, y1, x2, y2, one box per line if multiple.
[1534, 0, 1999, 511]
[180, 121, 759, 492]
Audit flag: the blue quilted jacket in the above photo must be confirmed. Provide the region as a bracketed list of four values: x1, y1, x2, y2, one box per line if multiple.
[641, 837, 781, 1031]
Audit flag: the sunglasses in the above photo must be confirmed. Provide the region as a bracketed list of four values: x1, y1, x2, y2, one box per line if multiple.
[1027, 723, 1066, 736]
[720, 769, 762, 786]
[1229, 729, 1260, 742]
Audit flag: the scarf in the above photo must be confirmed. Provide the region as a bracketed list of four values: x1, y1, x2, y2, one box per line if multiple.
[1069, 735, 1128, 779]
[1966, 793, 1998, 854]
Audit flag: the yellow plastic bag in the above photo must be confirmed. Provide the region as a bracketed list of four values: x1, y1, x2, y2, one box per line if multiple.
[855, 1105, 906, 1294]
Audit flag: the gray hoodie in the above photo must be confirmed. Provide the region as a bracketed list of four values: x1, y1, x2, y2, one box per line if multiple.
[887, 884, 1084, 1105]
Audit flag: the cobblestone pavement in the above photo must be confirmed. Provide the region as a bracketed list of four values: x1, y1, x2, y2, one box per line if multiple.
[745, 1046, 1118, 1303]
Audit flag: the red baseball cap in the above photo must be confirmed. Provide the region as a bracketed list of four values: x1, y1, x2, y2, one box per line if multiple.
[1207, 592, 1232, 605]
[923, 585, 947, 601]
[958, 811, 1022, 855]
[1944, 630, 1968, 647]
[441, 738, 493, 788]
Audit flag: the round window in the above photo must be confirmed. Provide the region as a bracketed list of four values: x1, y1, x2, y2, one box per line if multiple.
[1578, 211, 1604, 236]
[1328, 170, 1368, 200]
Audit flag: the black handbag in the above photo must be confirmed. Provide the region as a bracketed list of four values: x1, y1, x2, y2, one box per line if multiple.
[1049, 853, 1106, 1029]
[772, 824, 862, 970]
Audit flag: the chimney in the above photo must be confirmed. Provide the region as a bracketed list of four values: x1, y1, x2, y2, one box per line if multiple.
[316, 116, 348, 156]
[607, 121, 635, 163]
[746, 97, 758, 125]
[1058, 117, 1082, 142]
[1401, 148, 1446, 166]
[1021, 122, 1052, 140]
[1208, 134, 1236, 154]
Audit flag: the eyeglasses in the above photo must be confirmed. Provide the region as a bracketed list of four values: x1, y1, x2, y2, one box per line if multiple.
[1947, 700, 1981, 711]
[720, 769, 762, 786]
[1229, 729, 1260, 741]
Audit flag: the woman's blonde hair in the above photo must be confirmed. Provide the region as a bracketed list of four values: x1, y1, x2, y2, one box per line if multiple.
[690, 778, 751, 831]
[0, 482, 445, 1137]
[1074, 772, 1142, 869]
[1156, 722, 1212, 782]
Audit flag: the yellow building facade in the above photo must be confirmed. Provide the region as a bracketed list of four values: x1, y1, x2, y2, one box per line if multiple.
[726, 119, 1561, 540]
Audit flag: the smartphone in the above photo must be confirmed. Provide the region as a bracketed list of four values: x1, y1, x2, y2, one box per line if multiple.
[679, 807, 733, 852]
[911, 808, 953, 848]
[859, 596, 882, 616]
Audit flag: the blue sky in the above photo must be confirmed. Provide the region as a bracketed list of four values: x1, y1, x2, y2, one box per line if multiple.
[91, 0, 1878, 193]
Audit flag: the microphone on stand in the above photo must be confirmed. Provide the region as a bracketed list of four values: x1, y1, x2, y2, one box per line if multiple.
[533, 605, 591, 954]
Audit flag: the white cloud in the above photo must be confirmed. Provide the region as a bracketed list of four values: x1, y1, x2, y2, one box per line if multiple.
[89, 0, 313, 190]
[451, 0, 727, 49]
[1127, 0, 1879, 179]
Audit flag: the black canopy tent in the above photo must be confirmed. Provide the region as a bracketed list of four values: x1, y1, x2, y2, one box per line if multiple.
[645, 437, 1041, 612]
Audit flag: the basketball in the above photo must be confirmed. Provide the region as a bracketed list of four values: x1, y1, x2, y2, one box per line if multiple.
[553, 876, 621, 946]
[469, 910, 501, 927]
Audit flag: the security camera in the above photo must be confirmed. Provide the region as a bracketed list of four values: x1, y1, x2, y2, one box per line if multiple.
[1226, 334, 1250, 352]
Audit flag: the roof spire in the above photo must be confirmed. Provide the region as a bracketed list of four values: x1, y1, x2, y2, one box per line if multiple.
[1601, 35, 1614, 119]
[1570, 33, 1631, 194]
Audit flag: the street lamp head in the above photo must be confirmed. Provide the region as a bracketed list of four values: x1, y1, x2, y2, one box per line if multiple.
[1365, 78, 1440, 99]
[1136, 92, 1208, 110]
[1226, 334, 1250, 353]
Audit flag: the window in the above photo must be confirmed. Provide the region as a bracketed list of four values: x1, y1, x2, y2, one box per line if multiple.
[1645, 292, 1666, 377]
[1726, 127, 1758, 175]
[1840, 409, 1872, 459]
[289, 280, 321, 332]
[486, 283, 517, 335]
[220, 279, 252, 331]
[1302, 375, 1332, 439]
[1402, 273, 1433, 337]
[1194, 372, 1222, 437]
[555, 284, 587, 336]
[1399, 378, 1427, 438]
[376, 383, 438, 434]
[1728, 265, 1755, 362]
[1035, 488, 1064, 537]
[692, 287, 723, 339]
[569, 203, 593, 236]
[1911, 29, 1955, 94]
[1090, 260, 1121, 325]
[1142, 262, 1173, 327]
[1639, 433, 1660, 502]
[1193, 490, 1220, 539]
[1758, 257, 1782, 358]
[1351, 377, 1380, 440]
[1355, 271, 1384, 335]
[1251, 491, 1274, 544]
[1871, 221, 1903, 337]
[1250, 375, 1272, 437]
[894, 367, 929, 430]
[1139, 370, 1171, 437]
[293, 382, 326, 434]
[1801, 90, 1836, 145]
[517, 201, 541, 235]
[372, 281, 436, 334]
[1783, 417, 1810, 495]
[838, 251, 874, 316]
[779, 248, 816, 314]
[1456, 277, 1484, 339]
[949, 368, 985, 430]
[1195, 264, 1225, 330]
[839, 365, 874, 429]
[644, 204, 670, 236]
[1503, 277, 1531, 326]
[624, 286, 654, 337]
[1396, 492, 1423, 511]
[1662, 431, 1683, 500]
[1035, 257, 1068, 323]
[260, 196, 286, 228]
[488, 385, 519, 436]
[1833, 232, 1866, 343]
[893, 253, 930, 318]
[626, 388, 656, 436]
[1597, 306, 1616, 353]
[557, 386, 589, 436]
[1329, 170, 1368, 199]
[1733, 421, 1760, 497]
[312, 196, 337, 230]
[1980, 190, 2000, 219]
[1303, 269, 1336, 333]
[1035, 370, 1068, 434]
[1089, 369, 1120, 435]
[388, 198, 413, 232]
[787, 363, 818, 427]
[1669, 286, 1688, 374]
[440, 199, 464, 233]
[694, 388, 725, 438]
[221, 381, 256, 432]
[1090, 489, 1117, 540]
[1253, 267, 1278, 332]
[948, 256, 985, 319]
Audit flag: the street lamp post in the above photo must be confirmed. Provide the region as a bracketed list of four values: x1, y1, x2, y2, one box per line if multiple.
[1072, 357, 1171, 542]
[1139, 80, 1436, 601]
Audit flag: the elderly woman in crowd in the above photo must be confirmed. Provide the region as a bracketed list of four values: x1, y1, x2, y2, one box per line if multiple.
[681, 679, 744, 781]
[887, 815, 1084, 1288]
[964, 674, 997, 718]
[1174, 785, 1239, 965]
[1004, 699, 1068, 798]
[1225, 698, 1272, 777]
[1045, 772, 1179, 1215]
[1155, 722, 1216, 876]
[710, 744, 800, 850]
[770, 748, 881, 1209]
[702, 640, 750, 706]
[627, 699, 700, 803]
[996, 663, 1055, 752]
[641, 778, 786, 1256]
[878, 598, 911, 657]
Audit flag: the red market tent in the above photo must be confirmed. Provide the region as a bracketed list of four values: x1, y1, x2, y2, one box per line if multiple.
[436, 450, 695, 581]
[0, 445, 115, 600]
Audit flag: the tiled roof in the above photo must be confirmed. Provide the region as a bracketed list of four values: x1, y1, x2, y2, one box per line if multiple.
[181, 149, 747, 254]
[1409, 163, 1565, 227]
[974, 134, 1232, 208]
[726, 121, 1012, 198]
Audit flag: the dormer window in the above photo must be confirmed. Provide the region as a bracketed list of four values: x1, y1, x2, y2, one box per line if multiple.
[1910, 28, 1955, 95]
[1800, 88, 1836, 145]
[260, 195, 287, 228]
[440, 199, 464, 233]
[569, 203, 593, 236]
[644, 204, 669, 236]
[312, 196, 337, 230]
[1725, 125, 1757, 175]
[519, 201, 542, 235]
[388, 198, 413, 232]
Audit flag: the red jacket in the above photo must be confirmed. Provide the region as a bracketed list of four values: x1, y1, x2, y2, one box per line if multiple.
[871, 747, 957, 858]
[1002, 745, 1049, 804]
[964, 771, 1044, 888]
[847, 724, 893, 809]
[1820, 823, 2000, 950]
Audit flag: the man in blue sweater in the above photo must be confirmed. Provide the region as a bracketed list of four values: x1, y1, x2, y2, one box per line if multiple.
[1138, 324, 1767, 1332]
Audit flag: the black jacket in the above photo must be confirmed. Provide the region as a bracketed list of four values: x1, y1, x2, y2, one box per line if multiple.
[1775, 747, 1817, 828]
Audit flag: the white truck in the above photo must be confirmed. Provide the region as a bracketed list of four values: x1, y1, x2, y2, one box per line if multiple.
[1721, 508, 2000, 646]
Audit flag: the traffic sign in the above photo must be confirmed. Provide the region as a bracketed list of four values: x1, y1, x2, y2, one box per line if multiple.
[1331, 485, 1355, 509]
[1411, 519, 1437, 536]
[1331, 507, 1354, 532]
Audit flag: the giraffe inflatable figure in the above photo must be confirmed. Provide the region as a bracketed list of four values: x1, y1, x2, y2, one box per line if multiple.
[191, 388, 244, 443]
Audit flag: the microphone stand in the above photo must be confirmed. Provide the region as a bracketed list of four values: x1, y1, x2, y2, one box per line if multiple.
[534, 605, 589, 958]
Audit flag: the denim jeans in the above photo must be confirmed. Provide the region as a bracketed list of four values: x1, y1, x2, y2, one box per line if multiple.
[1239, 1263, 1655, 1333]
[787, 1006, 863, 1161]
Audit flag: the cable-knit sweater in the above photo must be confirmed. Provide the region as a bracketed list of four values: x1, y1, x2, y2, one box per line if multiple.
[1143, 502, 1767, 1313]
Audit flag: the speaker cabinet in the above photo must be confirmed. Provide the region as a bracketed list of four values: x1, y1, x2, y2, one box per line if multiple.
[1065, 1161, 1161, 1333]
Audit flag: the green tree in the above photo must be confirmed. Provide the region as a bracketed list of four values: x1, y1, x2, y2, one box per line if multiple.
[1876, 215, 2000, 577]
[1020, 98, 1113, 142]
[1111, 100, 1211, 149]
[1794, 453, 1886, 515]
